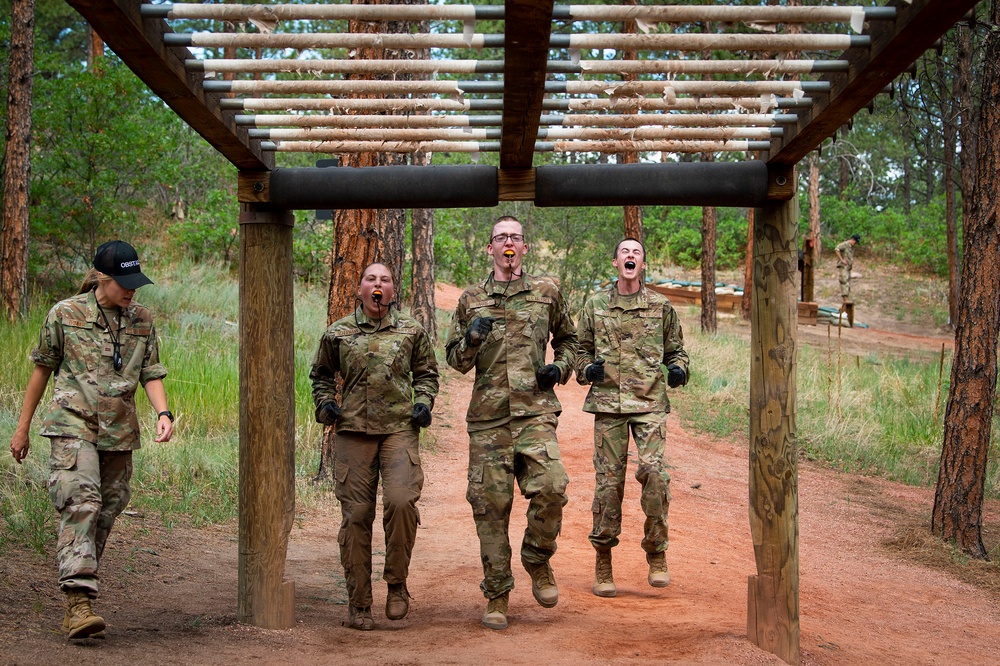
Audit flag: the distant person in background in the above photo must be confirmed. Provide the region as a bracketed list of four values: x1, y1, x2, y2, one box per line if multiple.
[310, 262, 439, 631]
[445, 215, 577, 631]
[576, 238, 689, 598]
[9, 240, 174, 640]
[835, 233, 861, 304]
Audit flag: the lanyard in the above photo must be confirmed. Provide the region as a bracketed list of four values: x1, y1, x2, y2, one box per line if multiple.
[98, 306, 124, 372]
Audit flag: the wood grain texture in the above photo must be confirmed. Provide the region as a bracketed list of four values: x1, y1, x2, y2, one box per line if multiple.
[747, 187, 801, 665]
[238, 208, 296, 628]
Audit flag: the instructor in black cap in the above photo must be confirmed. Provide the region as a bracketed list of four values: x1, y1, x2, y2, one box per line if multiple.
[9, 240, 173, 640]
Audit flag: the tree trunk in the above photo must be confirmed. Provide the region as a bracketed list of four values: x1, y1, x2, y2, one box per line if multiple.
[741, 208, 754, 321]
[701, 202, 717, 334]
[1, 0, 35, 322]
[317, 0, 415, 480]
[619, 0, 642, 241]
[87, 23, 104, 68]
[411, 154, 437, 341]
[838, 155, 850, 200]
[808, 153, 821, 258]
[931, 0, 1000, 561]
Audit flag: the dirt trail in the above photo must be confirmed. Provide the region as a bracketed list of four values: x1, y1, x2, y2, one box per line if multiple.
[2, 284, 998, 665]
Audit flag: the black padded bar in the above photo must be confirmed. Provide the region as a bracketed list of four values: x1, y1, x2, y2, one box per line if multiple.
[535, 162, 769, 208]
[268, 165, 499, 210]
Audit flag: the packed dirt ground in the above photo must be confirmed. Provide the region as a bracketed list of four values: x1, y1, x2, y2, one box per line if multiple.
[2, 264, 998, 665]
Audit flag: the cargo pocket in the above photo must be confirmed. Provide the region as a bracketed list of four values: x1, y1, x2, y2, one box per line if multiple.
[466, 464, 487, 515]
[591, 497, 602, 517]
[48, 437, 80, 471]
[407, 447, 425, 497]
[545, 441, 561, 460]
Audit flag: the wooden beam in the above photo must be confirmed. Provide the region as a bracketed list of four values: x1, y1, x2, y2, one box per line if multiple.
[501, 0, 555, 169]
[238, 206, 295, 629]
[65, 0, 271, 171]
[498, 168, 536, 201]
[768, 0, 979, 166]
[748, 185, 801, 665]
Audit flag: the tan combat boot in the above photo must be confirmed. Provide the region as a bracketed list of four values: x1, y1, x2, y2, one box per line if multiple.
[385, 582, 410, 621]
[523, 560, 558, 608]
[592, 550, 616, 598]
[344, 605, 375, 631]
[481, 592, 509, 630]
[64, 589, 106, 640]
[647, 551, 671, 588]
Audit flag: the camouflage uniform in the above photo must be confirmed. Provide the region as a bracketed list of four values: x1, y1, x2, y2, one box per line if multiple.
[445, 274, 576, 599]
[310, 306, 439, 610]
[30, 290, 166, 595]
[575, 283, 689, 555]
[835, 239, 855, 299]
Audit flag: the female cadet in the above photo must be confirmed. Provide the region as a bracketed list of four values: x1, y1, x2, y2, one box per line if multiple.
[9, 240, 174, 639]
[310, 262, 439, 631]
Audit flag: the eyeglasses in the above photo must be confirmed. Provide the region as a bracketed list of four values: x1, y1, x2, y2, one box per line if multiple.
[491, 233, 525, 244]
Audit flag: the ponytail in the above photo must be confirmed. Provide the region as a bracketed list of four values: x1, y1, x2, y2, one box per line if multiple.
[77, 268, 101, 295]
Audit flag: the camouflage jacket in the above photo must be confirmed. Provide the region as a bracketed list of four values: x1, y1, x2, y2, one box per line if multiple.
[30, 290, 167, 450]
[310, 307, 439, 435]
[575, 283, 689, 415]
[446, 274, 578, 423]
[835, 240, 855, 269]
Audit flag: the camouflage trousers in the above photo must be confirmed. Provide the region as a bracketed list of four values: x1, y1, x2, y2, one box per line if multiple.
[837, 265, 852, 299]
[466, 413, 569, 599]
[334, 429, 424, 609]
[47, 436, 133, 596]
[589, 412, 671, 554]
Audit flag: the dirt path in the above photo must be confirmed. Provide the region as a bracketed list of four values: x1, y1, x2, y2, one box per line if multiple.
[3, 282, 998, 665]
[4, 361, 1000, 665]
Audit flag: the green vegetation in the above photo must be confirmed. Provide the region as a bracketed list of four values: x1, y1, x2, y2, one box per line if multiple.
[672, 310, 999, 497]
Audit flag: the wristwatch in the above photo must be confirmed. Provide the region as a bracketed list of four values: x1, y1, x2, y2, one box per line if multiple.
[157, 410, 175, 423]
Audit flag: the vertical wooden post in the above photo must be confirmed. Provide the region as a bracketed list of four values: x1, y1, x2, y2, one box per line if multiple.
[747, 166, 800, 665]
[801, 237, 814, 303]
[238, 204, 296, 628]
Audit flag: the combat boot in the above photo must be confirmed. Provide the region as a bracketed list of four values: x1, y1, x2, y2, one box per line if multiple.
[481, 592, 509, 630]
[344, 605, 375, 631]
[385, 582, 410, 621]
[647, 551, 671, 588]
[592, 550, 616, 598]
[64, 589, 106, 640]
[523, 559, 558, 608]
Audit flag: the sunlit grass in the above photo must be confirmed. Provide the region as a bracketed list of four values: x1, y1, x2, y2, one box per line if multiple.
[671, 317, 999, 498]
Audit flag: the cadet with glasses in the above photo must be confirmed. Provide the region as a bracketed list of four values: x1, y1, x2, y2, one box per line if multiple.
[576, 238, 689, 597]
[310, 262, 439, 631]
[445, 215, 577, 630]
[9, 240, 174, 639]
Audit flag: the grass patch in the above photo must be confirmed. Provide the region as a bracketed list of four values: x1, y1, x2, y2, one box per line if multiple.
[672, 314, 1000, 499]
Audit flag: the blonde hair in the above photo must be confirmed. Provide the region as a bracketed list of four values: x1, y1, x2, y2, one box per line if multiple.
[77, 268, 113, 295]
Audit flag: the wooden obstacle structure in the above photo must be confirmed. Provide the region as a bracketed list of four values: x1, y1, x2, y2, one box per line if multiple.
[63, 1, 979, 662]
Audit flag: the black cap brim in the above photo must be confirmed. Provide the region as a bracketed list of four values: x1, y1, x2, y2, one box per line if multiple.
[112, 272, 154, 289]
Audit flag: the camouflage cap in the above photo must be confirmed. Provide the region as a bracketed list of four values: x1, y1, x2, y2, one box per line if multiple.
[94, 240, 153, 289]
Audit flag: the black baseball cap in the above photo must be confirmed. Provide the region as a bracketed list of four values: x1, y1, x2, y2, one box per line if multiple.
[850, 233, 861, 243]
[93, 240, 153, 289]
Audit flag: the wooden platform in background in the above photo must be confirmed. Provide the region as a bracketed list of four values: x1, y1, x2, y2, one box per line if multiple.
[648, 284, 818, 326]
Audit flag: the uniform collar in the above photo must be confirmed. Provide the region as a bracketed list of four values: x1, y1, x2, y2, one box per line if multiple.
[354, 305, 398, 331]
[485, 273, 529, 297]
[608, 281, 649, 310]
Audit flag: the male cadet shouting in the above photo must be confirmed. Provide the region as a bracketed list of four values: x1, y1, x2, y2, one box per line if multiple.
[446, 215, 577, 631]
[576, 238, 689, 598]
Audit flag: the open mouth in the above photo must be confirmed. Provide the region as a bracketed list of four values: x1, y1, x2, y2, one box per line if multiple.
[503, 250, 515, 258]
[624, 261, 636, 270]
[372, 290, 383, 303]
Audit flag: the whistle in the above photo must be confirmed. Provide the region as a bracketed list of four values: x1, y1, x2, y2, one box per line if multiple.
[372, 290, 383, 303]
[503, 250, 515, 259]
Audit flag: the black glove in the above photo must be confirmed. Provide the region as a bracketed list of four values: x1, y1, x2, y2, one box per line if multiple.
[411, 403, 432, 428]
[316, 400, 342, 426]
[584, 358, 606, 384]
[465, 316, 496, 347]
[536, 364, 561, 391]
[666, 364, 687, 388]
